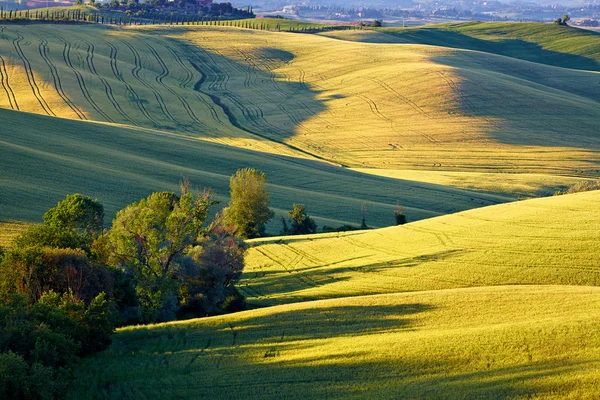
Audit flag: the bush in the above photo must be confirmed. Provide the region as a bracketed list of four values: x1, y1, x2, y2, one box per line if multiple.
[0, 351, 57, 400]
[281, 204, 318, 235]
[223, 169, 274, 239]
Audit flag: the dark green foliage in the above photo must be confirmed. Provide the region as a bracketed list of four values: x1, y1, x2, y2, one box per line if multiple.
[0, 292, 116, 399]
[16, 194, 103, 255]
[554, 15, 570, 26]
[105, 184, 218, 322]
[223, 169, 274, 239]
[281, 204, 318, 235]
[394, 204, 407, 225]
[0, 352, 56, 400]
[178, 223, 247, 316]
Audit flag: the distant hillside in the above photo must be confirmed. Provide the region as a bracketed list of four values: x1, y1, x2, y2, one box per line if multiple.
[323, 22, 600, 71]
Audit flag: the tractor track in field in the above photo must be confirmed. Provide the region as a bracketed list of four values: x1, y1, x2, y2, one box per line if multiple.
[145, 42, 206, 127]
[79, 38, 137, 126]
[34, 35, 85, 119]
[162, 42, 195, 90]
[104, 40, 158, 125]
[12, 33, 54, 116]
[188, 47, 338, 164]
[370, 77, 432, 119]
[120, 39, 176, 123]
[0, 55, 18, 110]
[57, 36, 114, 123]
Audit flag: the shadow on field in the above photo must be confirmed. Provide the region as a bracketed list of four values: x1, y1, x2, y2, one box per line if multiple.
[69, 299, 594, 399]
[240, 249, 465, 305]
[384, 28, 600, 71]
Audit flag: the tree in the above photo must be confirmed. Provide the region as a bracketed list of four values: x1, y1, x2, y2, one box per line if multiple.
[16, 194, 104, 254]
[106, 184, 215, 321]
[282, 204, 317, 235]
[178, 222, 247, 315]
[394, 204, 407, 225]
[223, 169, 274, 239]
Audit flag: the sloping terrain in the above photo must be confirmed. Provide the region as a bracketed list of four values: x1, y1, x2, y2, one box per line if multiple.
[0, 107, 508, 229]
[242, 191, 600, 305]
[0, 24, 597, 180]
[68, 191, 600, 399]
[70, 285, 600, 399]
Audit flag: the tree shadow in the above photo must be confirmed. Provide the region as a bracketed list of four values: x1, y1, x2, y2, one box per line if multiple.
[70, 298, 598, 399]
[239, 249, 465, 306]
[383, 26, 600, 71]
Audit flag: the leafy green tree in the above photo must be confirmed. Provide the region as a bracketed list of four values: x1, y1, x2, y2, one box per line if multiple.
[178, 222, 247, 315]
[16, 194, 103, 254]
[223, 169, 274, 239]
[106, 184, 215, 322]
[282, 204, 317, 235]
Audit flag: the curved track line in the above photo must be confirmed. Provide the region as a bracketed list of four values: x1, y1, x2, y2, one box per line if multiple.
[120, 39, 176, 123]
[103, 40, 158, 125]
[12, 32, 54, 115]
[34, 35, 86, 120]
[145, 42, 207, 127]
[0, 55, 18, 110]
[57, 36, 114, 123]
[79, 37, 137, 125]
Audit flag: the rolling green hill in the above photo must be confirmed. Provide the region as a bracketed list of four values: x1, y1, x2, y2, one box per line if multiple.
[69, 285, 600, 399]
[323, 22, 600, 71]
[67, 191, 600, 399]
[242, 190, 600, 306]
[0, 107, 509, 229]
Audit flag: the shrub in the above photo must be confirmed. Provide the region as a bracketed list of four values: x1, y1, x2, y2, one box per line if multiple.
[223, 169, 274, 239]
[281, 204, 318, 235]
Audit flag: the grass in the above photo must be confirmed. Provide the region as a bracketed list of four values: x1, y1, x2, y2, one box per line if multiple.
[0, 106, 510, 230]
[68, 285, 600, 399]
[241, 191, 600, 306]
[1, 21, 599, 398]
[0, 220, 32, 248]
[0, 23, 597, 184]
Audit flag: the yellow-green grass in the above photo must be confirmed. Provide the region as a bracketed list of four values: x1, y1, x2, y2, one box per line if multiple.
[0, 107, 509, 229]
[0, 24, 598, 181]
[351, 168, 585, 197]
[323, 22, 600, 71]
[69, 285, 600, 399]
[242, 191, 600, 306]
[0, 220, 32, 247]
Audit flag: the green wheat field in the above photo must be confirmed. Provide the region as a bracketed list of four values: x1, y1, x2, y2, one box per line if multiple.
[0, 18, 599, 399]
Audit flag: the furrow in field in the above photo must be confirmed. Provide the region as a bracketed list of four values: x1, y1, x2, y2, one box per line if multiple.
[12, 32, 54, 116]
[0, 55, 18, 110]
[144, 42, 206, 127]
[104, 40, 159, 125]
[79, 37, 137, 126]
[57, 36, 114, 123]
[120, 39, 176, 123]
[34, 35, 86, 120]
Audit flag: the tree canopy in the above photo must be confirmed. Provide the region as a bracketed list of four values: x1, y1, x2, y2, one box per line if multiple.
[223, 168, 274, 239]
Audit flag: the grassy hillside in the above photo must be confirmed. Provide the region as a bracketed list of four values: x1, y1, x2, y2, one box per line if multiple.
[0, 24, 597, 184]
[69, 285, 600, 399]
[242, 191, 600, 305]
[0, 107, 510, 228]
[0, 220, 32, 248]
[323, 22, 600, 71]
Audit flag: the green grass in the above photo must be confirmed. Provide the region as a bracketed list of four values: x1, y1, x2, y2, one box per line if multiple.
[242, 191, 600, 306]
[0, 220, 32, 248]
[0, 107, 509, 230]
[1, 21, 599, 398]
[69, 285, 600, 399]
[324, 22, 600, 71]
